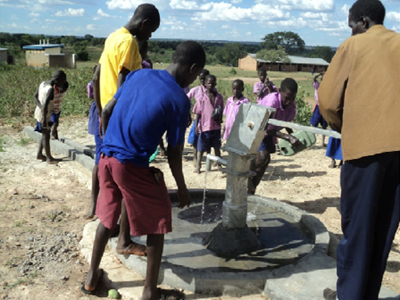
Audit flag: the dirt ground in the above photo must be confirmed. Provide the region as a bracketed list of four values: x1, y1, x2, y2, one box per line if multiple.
[1, 117, 400, 300]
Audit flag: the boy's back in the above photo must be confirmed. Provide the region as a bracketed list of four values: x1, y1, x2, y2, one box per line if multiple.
[102, 69, 190, 166]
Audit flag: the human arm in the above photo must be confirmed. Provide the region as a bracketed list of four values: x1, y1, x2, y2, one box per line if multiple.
[41, 89, 54, 126]
[92, 64, 102, 117]
[265, 78, 277, 94]
[318, 43, 352, 133]
[33, 88, 41, 108]
[267, 128, 301, 147]
[101, 98, 117, 134]
[167, 144, 191, 208]
[117, 67, 131, 89]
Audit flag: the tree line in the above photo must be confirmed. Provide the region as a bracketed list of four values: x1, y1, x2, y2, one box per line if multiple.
[0, 31, 335, 66]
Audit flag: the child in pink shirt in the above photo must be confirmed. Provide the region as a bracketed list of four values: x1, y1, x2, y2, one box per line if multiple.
[193, 75, 224, 173]
[222, 79, 249, 140]
[248, 78, 301, 194]
[253, 67, 277, 103]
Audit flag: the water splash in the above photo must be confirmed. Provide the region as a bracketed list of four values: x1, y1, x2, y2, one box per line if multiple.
[200, 167, 208, 224]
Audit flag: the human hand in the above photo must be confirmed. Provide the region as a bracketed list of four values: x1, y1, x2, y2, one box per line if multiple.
[195, 126, 199, 136]
[177, 187, 191, 208]
[289, 136, 302, 147]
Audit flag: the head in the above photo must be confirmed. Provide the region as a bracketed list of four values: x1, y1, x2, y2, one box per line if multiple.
[169, 41, 206, 88]
[232, 79, 244, 98]
[205, 75, 217, 91]
[257, 67, 267, 82]
[137, 39, 148, 60]
[60, 81, 69, 94]
[348, 0, 385, 36]
[128, 4, 160, 41]
[52, 70, 66, 90]
[199, 69, 210, 87]
[279, 78, 298, 108]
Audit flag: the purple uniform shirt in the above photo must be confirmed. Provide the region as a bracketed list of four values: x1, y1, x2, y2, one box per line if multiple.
[187, 85, 206, 101]
[259, 92, 296, 144]
[193, 92, 224, 133]
[253, 81, 277, 104]
[223, 96, 249, 140]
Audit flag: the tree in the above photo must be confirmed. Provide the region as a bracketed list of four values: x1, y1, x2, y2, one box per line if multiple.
[256, 46, 290, 63]
[84, 34, 94, 40]
[215, 43, 246, 67]
[309, 46, 335, 63]
[261, 31, 305, 55]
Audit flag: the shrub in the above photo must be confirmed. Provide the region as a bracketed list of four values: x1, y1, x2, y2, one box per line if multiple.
[293, 90, 312, 126]
[229, 67, 237, 75]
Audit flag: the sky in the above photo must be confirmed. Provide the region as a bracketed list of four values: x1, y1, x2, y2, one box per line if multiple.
[0, 0, 399, 47]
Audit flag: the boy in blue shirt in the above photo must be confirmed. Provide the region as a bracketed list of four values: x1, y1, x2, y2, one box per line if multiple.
[82, 41, 205, 300]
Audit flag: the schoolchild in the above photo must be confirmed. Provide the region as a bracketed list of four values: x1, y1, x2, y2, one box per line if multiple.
[253, 67, 277, 103]
[310, 72, 328, 146]
[193, 74, 224, 173]
[222, 79, 249, 140]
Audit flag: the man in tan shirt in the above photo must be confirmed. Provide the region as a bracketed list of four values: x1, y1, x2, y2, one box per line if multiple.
[319, 1, 400, 299]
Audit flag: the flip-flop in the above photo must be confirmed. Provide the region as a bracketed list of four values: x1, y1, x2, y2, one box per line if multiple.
[158, 288, 185, 300]
[116, 243, 147, 256]
[81, 268, 104, 295]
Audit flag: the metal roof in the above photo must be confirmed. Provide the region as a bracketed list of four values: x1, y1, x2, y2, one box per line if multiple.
[22, 44, 64, 50]
[0, 48, 7, 51]
[248, 53, 329, 66]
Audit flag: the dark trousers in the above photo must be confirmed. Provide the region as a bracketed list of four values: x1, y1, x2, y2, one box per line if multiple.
[337, 151, 400, 300]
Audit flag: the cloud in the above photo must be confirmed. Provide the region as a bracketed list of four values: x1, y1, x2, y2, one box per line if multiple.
[87, 24, 95, 30]
[256, 0, 334, 12]
[29, 12, 40, 17]
[231, 0, 242, 3]
[387, 11, 400, 23]
[192, 3, 289, 22]
[300, 12, 330, 21]
[97, 8, 111, 17]
[55, 8, 85, 17]
[341, 4, 350, 15]
[169, 0, 211, 10]
[221, 24, 229, 29]
[106, 0, 168, 10]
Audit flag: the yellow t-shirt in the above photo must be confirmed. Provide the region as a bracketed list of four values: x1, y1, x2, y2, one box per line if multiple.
[99, 27, 142, 108]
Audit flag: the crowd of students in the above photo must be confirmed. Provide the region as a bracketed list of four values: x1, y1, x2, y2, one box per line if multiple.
[31, 1, 399, 300]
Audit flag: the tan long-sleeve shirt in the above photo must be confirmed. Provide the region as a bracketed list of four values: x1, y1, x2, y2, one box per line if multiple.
[318, 25, 400, 161]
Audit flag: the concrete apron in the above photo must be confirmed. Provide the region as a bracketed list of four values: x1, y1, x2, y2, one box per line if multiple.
[23, 126, 400, 300]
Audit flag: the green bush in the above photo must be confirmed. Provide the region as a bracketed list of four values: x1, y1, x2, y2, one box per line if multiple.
[0, 64, 94, 121]
[229, 67, 237, 75]
[293, 90, 312, 126]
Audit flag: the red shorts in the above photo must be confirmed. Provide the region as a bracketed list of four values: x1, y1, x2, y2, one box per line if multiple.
[96, 155, 172, 236]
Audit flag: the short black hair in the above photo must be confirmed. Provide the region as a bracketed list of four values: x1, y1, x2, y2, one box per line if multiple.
[280, 78, 298, 93]
[349, 0, 385, 25]
[133, 3, 160, 26]
[232, 79, 244, 87]
[257, 67, 267, 74]
[200, 69, 210, 76]
[205, 74, 216, 82]
[53, 70, 66, 80]
[172, 41, 206, 69]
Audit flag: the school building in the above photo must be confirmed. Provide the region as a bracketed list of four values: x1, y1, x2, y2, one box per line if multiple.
[238, 53, 329, 73]
[0, 48, 8, 64]
[22, 40, 76, 68]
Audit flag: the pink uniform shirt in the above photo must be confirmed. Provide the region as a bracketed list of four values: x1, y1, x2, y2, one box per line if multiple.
[312, 81, 320, 103]
[259, 92, 296, 144]
[223, 96, 249, 140]
[193, 92, 224, 133]
[187, 85, 206, 101]
[253, 81, 277, 104]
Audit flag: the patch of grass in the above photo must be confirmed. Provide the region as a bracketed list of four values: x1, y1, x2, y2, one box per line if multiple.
[14, 220, 27, 228]
[0, 138, 4, 152]
[17, 137, 31, 146]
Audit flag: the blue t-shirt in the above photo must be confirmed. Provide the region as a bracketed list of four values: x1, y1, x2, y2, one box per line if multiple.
[101, 69, 190, 167]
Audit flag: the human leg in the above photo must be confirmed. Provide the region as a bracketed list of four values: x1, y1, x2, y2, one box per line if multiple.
[51, 122, 59, 140]
[336, 152, 400, 300]
[85, 163, 99, 219]
[42, 127, 58, 163]
[36, 127, 46, 161]
[116, 200, 146, 256]
[196, 151, 204, 173]
[141, 234, 164, 300]
[248, 149, 270, 194]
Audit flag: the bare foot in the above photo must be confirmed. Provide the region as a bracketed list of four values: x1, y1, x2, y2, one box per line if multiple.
[36, 154, 46, 161]
[116, 242, 147, 256]
[46, 157, 61, 164]
[83, 268, 103, 294]
[194, 169, 201, 174]
[328, 160, 336, 168]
